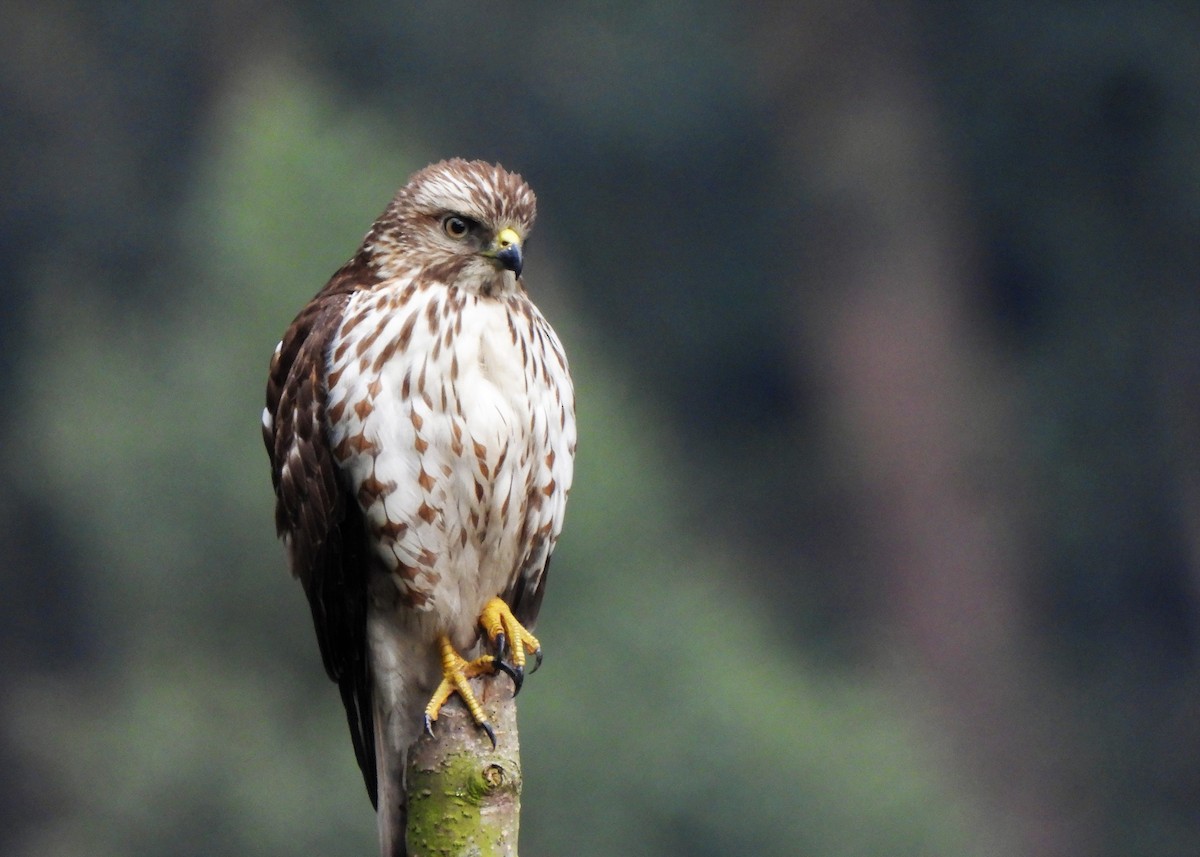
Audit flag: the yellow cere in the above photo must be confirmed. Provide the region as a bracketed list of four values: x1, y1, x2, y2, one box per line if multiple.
[495, 227, 522, 249]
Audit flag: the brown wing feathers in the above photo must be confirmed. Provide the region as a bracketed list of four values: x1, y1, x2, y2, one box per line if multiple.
[264, 279, 379, 807]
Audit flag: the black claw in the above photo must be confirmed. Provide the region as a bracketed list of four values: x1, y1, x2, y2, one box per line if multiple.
[423, 714, 435, 738]
[529, 648, 543, 674]
[494, 658, 524, 694]
[494, 632, 508, 660]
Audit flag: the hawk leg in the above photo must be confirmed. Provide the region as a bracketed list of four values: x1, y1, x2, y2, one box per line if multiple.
[421, 598, 543, 747]
[479, 596, 542, 694]
[423, 635, 500, 747]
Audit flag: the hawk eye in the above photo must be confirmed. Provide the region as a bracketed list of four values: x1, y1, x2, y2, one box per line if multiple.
[442, 215, 470, 239]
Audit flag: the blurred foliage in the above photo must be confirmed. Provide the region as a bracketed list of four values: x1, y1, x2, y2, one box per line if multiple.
[3, 69, 979, 856]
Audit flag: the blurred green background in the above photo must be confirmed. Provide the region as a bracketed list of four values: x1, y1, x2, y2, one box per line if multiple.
[3, 2, 1199, 855]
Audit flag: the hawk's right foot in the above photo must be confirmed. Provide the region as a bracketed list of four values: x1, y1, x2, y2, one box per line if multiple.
[422, 635, 498, 747]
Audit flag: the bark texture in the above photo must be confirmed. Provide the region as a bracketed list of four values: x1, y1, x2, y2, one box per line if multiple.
[405, 673, 521, 857]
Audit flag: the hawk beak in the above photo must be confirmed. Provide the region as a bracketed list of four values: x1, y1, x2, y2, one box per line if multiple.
[490, 227, 524, 277]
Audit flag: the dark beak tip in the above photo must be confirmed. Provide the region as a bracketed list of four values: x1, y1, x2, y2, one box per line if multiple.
[497, 246, 523, 277]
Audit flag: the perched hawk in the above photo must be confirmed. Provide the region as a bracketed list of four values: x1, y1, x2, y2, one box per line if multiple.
[263, 159, 575, 856]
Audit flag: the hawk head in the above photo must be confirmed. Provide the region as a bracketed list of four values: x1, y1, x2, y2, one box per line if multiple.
[363, 159, 538, 296]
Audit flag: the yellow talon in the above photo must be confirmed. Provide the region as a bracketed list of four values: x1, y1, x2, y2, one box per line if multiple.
[423, 635, 497, 746]
[479, 596, 541, 674]
[421, 600, 541, 745]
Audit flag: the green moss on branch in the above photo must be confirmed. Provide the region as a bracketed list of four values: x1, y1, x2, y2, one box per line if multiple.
[405, 673, 522, 857]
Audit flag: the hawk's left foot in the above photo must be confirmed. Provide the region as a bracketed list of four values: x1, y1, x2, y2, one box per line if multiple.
[423, 635, 499, 747]
[479, 597, 542, 695]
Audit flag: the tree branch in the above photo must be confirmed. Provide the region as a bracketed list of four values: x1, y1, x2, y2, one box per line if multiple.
[405, 673, 522, 857]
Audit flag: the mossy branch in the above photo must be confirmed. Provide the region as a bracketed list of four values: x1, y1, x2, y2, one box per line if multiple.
[405, 673, 522, 857]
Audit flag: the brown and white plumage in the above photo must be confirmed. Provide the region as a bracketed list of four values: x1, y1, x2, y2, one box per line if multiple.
[263, 160, 575, 856]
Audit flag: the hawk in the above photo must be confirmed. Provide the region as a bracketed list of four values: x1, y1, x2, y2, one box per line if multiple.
[262, 159, 575, 856]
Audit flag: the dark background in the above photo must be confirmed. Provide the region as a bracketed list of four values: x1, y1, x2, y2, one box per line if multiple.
[3, 3, 1199, 855]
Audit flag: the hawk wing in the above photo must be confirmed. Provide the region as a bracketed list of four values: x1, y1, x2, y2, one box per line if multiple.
[263, 264, 379, 807]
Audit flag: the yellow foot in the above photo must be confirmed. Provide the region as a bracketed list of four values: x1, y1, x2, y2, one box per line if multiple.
[479, 597, 542, 694]
[423, 635, 499, 747]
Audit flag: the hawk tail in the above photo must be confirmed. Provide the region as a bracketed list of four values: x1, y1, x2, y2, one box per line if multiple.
[374, 693, 410, 857]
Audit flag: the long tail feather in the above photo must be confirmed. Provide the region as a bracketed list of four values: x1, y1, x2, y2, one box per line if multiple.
[374, 693, 409, 857]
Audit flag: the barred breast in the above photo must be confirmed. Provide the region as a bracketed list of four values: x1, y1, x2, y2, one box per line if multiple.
[323, 276, 575, 649]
